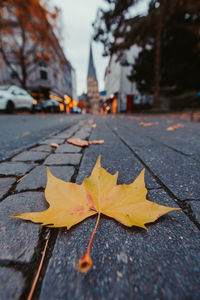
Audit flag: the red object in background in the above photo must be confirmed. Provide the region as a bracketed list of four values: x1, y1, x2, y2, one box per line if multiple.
[126, 95, 134, 111]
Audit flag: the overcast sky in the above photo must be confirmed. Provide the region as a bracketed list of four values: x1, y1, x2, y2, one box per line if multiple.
[53, 0, 149, 96]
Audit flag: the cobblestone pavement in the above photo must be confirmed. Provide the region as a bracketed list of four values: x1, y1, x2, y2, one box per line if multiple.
[0, 114, 199, 300]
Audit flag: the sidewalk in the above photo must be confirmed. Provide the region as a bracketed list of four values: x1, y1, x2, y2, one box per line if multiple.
[0, 114, 199, 300]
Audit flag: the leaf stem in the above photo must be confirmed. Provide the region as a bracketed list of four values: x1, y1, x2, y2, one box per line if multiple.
[79, 212, 101, 273]
[27, 239, 49, 300]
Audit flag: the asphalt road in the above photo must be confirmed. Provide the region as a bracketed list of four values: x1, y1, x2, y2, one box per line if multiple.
[0, 113, 84, 161]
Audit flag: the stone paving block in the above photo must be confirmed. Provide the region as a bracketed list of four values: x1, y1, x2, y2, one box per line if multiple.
[16, 165, 75, 192]
[189, 200, 200, 223]
[0, 192, 46, 262]
[40, 138, 65, 145]
[39, 188, 199, 300]
[55, 126, 80, 139]
[12, 151, 47, 162]
[0, 162, 34, 176]
[44, 153, 81, 166]
[31, 145, 53, 152]
[76, 121, 160, 189]
[55, 143, 81, 153]
[73, 126, 92, 139]
[0, 268, 24, 300]
[0, 177, 16, 199]
[107, 120, 200, 199]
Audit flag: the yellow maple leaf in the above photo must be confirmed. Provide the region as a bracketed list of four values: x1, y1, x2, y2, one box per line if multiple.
[11, 155, 180, 273]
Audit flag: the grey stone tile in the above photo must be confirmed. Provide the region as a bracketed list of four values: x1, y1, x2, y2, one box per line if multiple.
[12, 151, 47, 162]
[0, 268, 24, 300]
[31, 145, 53, 152]
[107, 119, 200, 199]
[0, 162, 35, 176]
[55, 143, 81, 153]
[0, 192, 47, 262]
[40, 138, 65, 145]
[16, 165, 75, 192]
[0, 177, 16, 199]
[76, 121, 159, 188]
[189, 200, 200, 224]
[39, 189, 199, 300]
[54, 124, 80, 139]
[73, 126, 92, 139]
[44, 154, 81, 166]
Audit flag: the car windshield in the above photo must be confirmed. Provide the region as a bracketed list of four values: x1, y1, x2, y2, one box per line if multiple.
[0, 86, 10, 91]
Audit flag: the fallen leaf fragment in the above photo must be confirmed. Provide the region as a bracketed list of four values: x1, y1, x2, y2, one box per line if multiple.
[139, 122, 158, 127]
[67, 138, 89, 147]
[88, 120, 94, 124]
[67, 138, 104, 147]
[90, 124, 97, 128]
[166, 124, 184, 131]
[11, 156, 180, 273]
[88, 140, 104, 145]
[50, 143, 59, 149]
[22, 131, 30, 136]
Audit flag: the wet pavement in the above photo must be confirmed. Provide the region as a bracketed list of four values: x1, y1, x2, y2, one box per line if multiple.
[0, 113, 199, 300]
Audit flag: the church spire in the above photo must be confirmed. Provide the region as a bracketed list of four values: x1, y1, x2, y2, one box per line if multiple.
[88, 42, 97, 81]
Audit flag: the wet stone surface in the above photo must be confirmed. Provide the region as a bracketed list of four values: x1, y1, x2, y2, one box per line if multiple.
[188, 200, 200, 224]
[12, 151, 48, 162]
[31, 145, 53, 153]
[39, 138, 65, 145]
[0, 192, 46, 262]
[0, 177, 16, 199]
[16, 165, 75, 192]
[0, 268, 24, 300]
[0, 162, 35, 176]
[55, 143, 81, 153]
[44, 153, 82, 166]
[0, 115, 199, 300]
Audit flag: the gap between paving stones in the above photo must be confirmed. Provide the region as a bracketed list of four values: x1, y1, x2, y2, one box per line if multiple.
[0, 120, 89, 202]
[0, 118, 94, 299]
[0, 120, 79, 164]
[3, 117, 198, 299]
[119, 122, 200, 164]
[111, 127, 200, 231]
[148, 136, 200, 164]
[18, 124, 92, 299]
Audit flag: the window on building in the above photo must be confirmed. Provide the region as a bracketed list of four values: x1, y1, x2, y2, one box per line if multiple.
[39, 62, 48, 80]
[10, 70, 18, 79]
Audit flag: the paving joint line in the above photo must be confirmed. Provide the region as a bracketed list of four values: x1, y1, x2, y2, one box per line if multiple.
[111, 127, 200, 231]
[117, 121, 200, 163]
[17, 122, 94, 299]
[0, 121, 88, 202]
[147, 136, 200, 163]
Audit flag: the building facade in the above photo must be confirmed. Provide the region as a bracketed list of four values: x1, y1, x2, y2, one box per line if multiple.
[104, 44, 141, 112]
[0, 2, 76, 105]
[87, 42, 100, 113]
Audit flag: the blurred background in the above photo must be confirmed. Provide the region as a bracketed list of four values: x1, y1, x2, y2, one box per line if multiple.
[0, 0, 200, 114]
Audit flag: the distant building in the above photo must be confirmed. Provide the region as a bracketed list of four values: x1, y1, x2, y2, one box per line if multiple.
[78, 93, 90, 112]
[0, 3, 76, 107]
[0, 41, 75, 105]
[71, 67, 77, 101]
[87, 42, 100, 113]
[104, 44, 141, 112]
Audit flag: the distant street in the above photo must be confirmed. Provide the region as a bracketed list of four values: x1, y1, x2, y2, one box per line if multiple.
[0, 113, 85, 161]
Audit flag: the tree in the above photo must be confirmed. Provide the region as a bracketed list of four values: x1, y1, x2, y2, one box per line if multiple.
[129, 1, 200, 95]
[93, 0, 138, 56]
[93, 0, 200, 107]
[0, 0, 60, 89]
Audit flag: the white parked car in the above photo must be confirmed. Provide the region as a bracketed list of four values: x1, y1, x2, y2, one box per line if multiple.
[0, 85, 34, 113]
